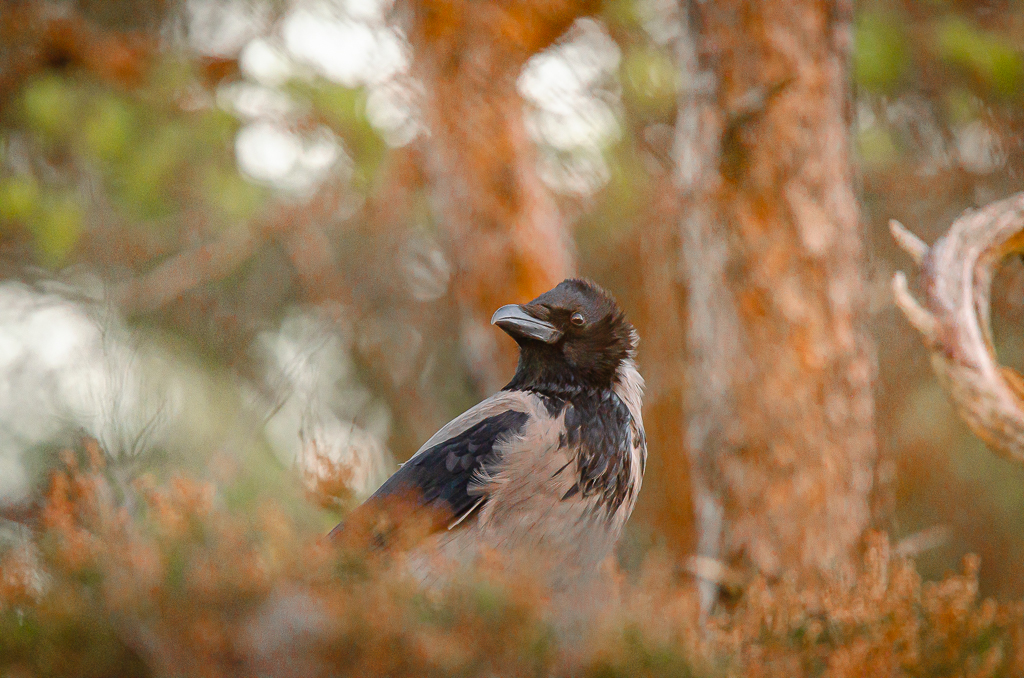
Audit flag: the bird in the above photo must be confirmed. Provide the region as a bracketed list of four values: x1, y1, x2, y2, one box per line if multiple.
[330, 278, 646, 585]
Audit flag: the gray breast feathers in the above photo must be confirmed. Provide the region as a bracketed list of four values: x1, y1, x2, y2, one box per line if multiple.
[451, 387, 645, 564]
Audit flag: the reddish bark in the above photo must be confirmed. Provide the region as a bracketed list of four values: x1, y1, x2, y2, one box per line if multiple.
[631, 176, 696, 556]
[402, 0, 592, 392]
[677, 0, 876, 582]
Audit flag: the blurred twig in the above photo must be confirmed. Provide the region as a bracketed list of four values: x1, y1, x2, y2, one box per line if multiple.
[894, 525, 951, 557]
[0, 499, 41, 531]
[111, 224, 258, 313]
[110, 181, 352, 314]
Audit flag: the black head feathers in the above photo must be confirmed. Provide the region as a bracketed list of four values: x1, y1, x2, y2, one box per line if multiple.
[493, 278, 636, 397]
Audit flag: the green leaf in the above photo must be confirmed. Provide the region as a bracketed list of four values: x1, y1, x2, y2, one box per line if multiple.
[855, 13, 909, 93]
[857, 126, 899, 167]
[602, 0, 642, 30]
[83, 94, 136, 161]
[621, 46, 678, 120]
[290, 80, 385, 184]
[116, 123, 188, 219]
[942, 87, 980, 125]
[204, 165, 265, 223]
[934, 17, 1024, 98]
[22, 76, 78, 140]
[0, 176, 41, 222]
[30, 192, 84, 266]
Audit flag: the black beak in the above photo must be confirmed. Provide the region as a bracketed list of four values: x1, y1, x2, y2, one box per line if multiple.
[491, 304, 562, 344]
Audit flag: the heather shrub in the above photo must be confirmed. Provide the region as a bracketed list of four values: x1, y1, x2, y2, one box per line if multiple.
[2, 449, 1023, 677]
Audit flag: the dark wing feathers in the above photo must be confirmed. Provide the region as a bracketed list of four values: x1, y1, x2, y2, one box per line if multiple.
[370, 409, 530, 526]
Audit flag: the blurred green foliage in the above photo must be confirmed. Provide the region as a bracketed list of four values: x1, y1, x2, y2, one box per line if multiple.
[5, 61, 267, 268]
[289, 79, 387, 187]
[857, 126, 900, 168]
[621, 46, 678, 121]
[934, 16, 1024, 99]
[855, 12, 909, 93]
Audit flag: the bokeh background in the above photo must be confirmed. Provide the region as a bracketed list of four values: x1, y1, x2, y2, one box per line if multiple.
[1, 0, 1023, 601]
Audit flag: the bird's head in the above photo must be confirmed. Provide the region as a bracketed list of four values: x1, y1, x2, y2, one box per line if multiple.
[492, 278, 636, 395]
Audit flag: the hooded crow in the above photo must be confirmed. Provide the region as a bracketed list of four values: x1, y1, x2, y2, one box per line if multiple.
[330, 279, 645, 579]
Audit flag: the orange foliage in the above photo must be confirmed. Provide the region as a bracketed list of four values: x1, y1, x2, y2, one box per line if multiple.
[3, 450, 1024, 677]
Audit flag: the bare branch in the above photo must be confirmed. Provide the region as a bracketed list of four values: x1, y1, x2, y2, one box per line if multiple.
[111, 225, 257, 314]
[891, 193, 1024, 465]
[892, 272, 937, 341]
[889, 219, 928, 264]
[894, 525, 950, 558]
[682, 555, 745, 591]
[0, 499, 41, 531]
[108, 179, 354, 315]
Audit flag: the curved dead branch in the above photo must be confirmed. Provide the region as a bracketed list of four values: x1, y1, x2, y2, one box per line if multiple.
[892, 193, 1024, 465]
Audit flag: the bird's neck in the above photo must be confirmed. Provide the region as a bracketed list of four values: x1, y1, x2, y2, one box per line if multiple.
[505, 355, 644, 425]
[502, 349, 615, 409]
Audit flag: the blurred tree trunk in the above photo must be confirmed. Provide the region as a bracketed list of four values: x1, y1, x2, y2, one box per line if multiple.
[402, 0, 589, 394]
[676, 0, 876, 585]
[632, 178, 696, 557]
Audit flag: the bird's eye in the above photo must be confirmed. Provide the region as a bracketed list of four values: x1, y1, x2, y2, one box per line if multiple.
[570, 312, 585, 327]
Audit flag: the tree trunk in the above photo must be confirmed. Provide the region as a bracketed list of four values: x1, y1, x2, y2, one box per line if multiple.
[675, 0, 876, 587]
[633, 175, 696, 558]
[403, 0, 588, 394]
